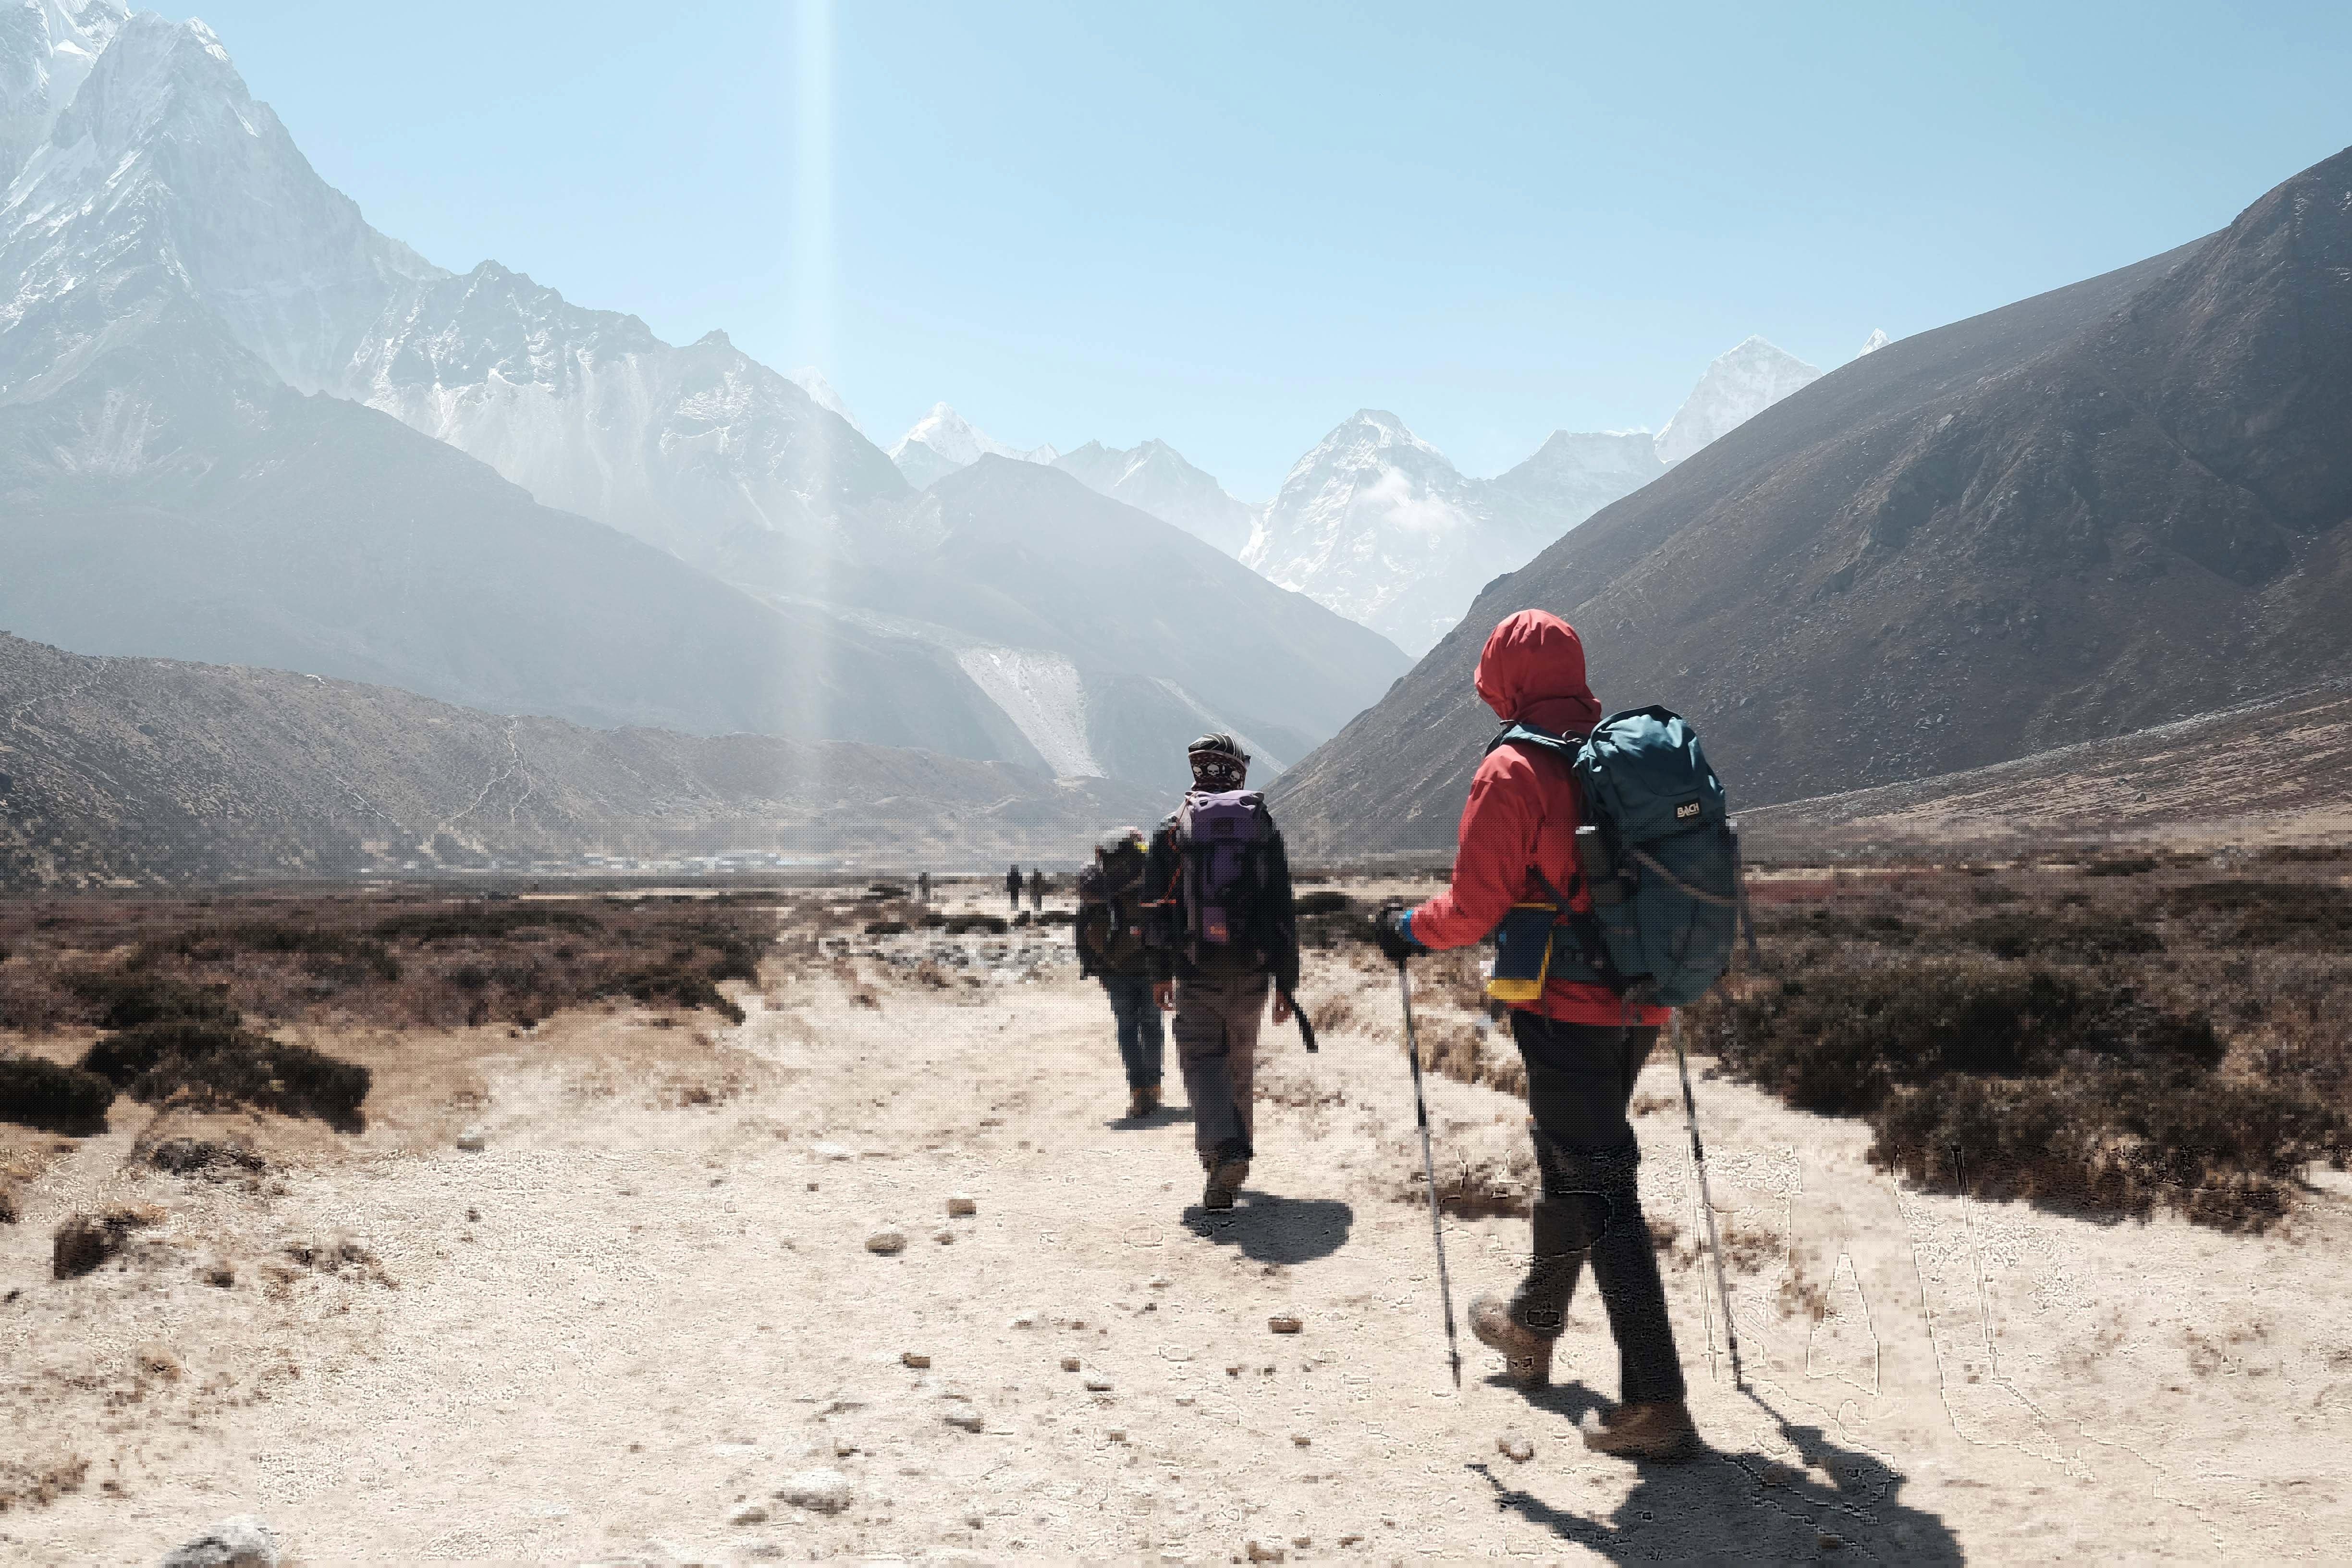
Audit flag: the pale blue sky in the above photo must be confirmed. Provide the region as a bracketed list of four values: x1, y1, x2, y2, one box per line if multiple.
[176, 1, 2350, 496]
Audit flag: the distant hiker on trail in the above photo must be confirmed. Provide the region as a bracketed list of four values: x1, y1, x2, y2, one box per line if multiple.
[1372, 610, 1695, 1461]
[1077, 828, 1163, 1120]
[1143, 734, 1302, 1212]
[1029, 868, 1047, 914]
[1005, 864, 1023, 914]
[918, 871, 932, 904]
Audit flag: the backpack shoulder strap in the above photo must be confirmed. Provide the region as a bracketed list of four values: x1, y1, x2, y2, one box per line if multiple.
[1485, 721, 1580, 760]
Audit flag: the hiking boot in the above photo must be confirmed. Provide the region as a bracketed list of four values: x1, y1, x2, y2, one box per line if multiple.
[1127, 1086, 1152, 1120]
[1468, 1292, 1554, 1386]
[1202, 1147, 1250, 1210]
[1580, 1401, 1701, 1461]
[1142, 1084, 1163, 1113]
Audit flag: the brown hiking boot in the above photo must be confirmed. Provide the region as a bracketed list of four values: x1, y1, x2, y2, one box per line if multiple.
[1143, 1084, 1163, 1113]
[1202, 1148, 1250, 1210]
[1127, 1087, 1152, 1120]
[1468, 1292, 1554, 1386]
[1580, 1400, 1701, 1461]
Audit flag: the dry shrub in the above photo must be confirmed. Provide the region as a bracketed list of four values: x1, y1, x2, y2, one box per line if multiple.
[79, 1020, 371, 1130]
[2163, 882, 2352, 949]
[51, 1205, 157, 1279]
[0, 1055, 115, 1131]
[1953, 911, 2163, 963]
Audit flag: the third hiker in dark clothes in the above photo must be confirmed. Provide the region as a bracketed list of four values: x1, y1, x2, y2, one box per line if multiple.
[1143, 734, 1301, 1212]
[1005, 863, 1023, 915]
[1029, 867, 1047, 914]
[1076, 828, 1163, 1120]
[1373, 609, 1694, 1462]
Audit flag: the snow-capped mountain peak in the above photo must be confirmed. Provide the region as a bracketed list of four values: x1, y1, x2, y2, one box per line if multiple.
[888, 402, 1054, 488]
[1653, 336, 1821, 465]
[1857, 328, 1890, 356]
[1054, 437, 1260, 556]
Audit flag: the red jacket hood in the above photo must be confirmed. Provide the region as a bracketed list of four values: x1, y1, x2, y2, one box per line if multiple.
[1474, 610, 1602, 735]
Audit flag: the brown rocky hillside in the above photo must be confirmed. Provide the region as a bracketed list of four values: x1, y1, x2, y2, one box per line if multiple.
[1276, 147, 2352, 852]
[0, 635, 1162, 888]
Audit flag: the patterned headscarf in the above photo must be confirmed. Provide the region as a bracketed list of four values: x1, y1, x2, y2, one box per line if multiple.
[1187, 733, 1250, 791]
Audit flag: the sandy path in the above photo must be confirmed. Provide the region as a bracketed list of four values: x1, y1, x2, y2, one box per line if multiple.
[5, 904, 2350, 1564]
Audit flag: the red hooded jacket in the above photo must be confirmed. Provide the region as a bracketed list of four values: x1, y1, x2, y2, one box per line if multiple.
[1407, 610, 1668, 1027]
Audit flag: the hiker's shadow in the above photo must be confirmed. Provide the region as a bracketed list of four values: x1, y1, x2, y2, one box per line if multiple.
[1180, 1191, 1352, 1264]
[1471, 1410, 1964, 1565]
[1103, 1105, 1194, 1131]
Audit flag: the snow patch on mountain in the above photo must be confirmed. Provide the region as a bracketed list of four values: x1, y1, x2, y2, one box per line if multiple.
[1654, 336, 1821, 465]
[1856, 328, 1890, 357]
[0, 0, 123, 184]
[955, 647, 1101, 779]
[788, 366, 859, 432]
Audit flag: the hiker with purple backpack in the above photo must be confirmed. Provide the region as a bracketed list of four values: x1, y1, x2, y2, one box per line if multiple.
[1141, 734, 1303, 1212]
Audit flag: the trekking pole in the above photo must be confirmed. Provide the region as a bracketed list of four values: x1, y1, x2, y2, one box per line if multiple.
[1395, 958, 1464, 1390]
[1671, 1010, 1746, 1390]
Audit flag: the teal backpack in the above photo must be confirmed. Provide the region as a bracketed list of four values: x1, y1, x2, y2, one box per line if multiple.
[1488, 706, 1752, 1007]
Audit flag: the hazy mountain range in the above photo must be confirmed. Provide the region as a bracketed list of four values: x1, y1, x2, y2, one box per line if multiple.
[883, 339, 1843, 653]
[1274, 147, 2352, 850]
[0, 4, 1404, 805]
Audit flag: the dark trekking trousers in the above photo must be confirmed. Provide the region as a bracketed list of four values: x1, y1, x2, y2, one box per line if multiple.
[1100, 974, 1164, 1091]
[1508, 1016, 1685, 1406]
[1173, 972, 1269, 1170]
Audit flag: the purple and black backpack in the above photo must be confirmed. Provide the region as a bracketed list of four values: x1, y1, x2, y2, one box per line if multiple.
[1175, 789, 1272, 959]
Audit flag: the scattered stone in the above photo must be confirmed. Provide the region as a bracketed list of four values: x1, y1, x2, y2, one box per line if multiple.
[934, 1229, 955, 1244]
[1226, 1365, 1242, 1377]
[1147, 1275, 1169, 1289]
[943, 1409, 985, 1433]
[137, 1342, 184, 1381]
[1818, 1533, 1846, 1551]
[1107, 1428, 1127, 1443]
[902, 1351, 932, 1369]
[776, 1469, 852, 1514]
[728, 1502, 771, 1526]
[833, 1437, 858, 1457]
[1245, 1542, 1286, 1564]
[1291, 1433, 1311, 1447]
[1268, 1315, 1303, 1335]
[1174, 1393, 1196, 1406]
[1061, 1356, 1082, 1372]
[1009, 1311, 1038, 1329]
[1498, 1433, 1534, 1463]
[201, 1262, 235, 1288]
[1339, 1535, 1363, 1547]
[454, 1126, 487, 1152]
[1293, 1539, 1312, 1551]
[465, 1207, 481, 1223]
[1759, 1460, 1793, 1487]
[947, 1194, 978, 1216]
[158, 1514, 282, 1567]
[866, 1230, 907, 1255]
[814, 1141, 854, 1161]
[1084, 1374, 1114, 1392]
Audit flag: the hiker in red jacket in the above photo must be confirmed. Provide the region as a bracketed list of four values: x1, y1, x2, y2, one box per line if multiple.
[1372, 609, 1695, 1462]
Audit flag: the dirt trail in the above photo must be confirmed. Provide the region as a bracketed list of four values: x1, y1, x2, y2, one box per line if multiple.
[4, 897, 2350, 1564]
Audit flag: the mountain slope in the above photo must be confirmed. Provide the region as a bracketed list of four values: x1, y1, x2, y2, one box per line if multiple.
[1054, 439, 1259, 555]
[817, 458, 1411, 779]
[344, 270, 906, 568]
[1274, 148, 2352, 851]
[0, 633, 1164, 887]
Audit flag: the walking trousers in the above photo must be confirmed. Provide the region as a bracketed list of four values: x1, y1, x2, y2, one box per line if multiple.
[1507, 1014, 1686, 1407]
[1172, 972, 1269, 1169]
